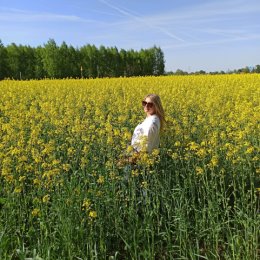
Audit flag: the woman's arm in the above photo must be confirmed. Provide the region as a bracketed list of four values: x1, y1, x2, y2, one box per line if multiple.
[146, 122, 160, 153]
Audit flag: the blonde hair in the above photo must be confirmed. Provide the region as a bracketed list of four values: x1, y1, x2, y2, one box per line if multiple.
[144, 94, 166, 130]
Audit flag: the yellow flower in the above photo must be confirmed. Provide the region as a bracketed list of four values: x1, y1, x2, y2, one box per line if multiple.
[245, 146, 254, 154]
[89, 210, 97, 219]
[19, 155, 28, 162]
[174, 141, 181, 147]
[151, 148, 160, 157]
[195, 166, 204, 175]
[109, 172, 117, 180]
[189, 142, 199, 151]
[97, 175, 105, 184]
[5, 175, 14, 183]
[31, 208, 41, 217]
[42, 194, 50, 203]
[126, 145, 134, 154]
[14, 187, 22, 193]
[113, 128, 120, 136]
[67, 147, 75, 156]
[210, 156, 218, 167]
[171, 152, 178, 160]
[141, 181, 148, 188]
[82, 199, 91, 210]
[62, 163, 71, 171]
[131, 169, 139, 177]
[52, 159, 61, 165]
[33, 178, 41, 186]
[196, 148, 207, 158]
[19, 176, 26, 182]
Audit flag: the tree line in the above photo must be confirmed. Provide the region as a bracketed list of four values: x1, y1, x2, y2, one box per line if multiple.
[0, 39, 165, 80]
[166, 65, 260, 75]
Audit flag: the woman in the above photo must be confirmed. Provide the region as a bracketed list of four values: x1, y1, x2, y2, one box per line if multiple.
[117, 94, 165, 167]
[131, 94, 165, 154]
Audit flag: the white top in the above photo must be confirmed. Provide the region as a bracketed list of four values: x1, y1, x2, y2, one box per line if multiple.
[131, 114, 160, 153]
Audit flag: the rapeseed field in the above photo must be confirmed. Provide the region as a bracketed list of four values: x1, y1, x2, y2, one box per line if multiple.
[0, 75, 259, 259]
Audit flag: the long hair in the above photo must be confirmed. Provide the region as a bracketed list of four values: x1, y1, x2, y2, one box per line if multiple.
[144, 94, 166, 130]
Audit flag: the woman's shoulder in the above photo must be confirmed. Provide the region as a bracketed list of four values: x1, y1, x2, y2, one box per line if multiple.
[151, 114, 160, 122]
[146, 114, 160, 126]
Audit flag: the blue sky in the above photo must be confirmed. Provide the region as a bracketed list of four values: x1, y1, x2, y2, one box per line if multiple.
[0, 0, 260, 72]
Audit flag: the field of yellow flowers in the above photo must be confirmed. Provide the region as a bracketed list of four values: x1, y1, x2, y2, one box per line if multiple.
[0, 75, 259, 260]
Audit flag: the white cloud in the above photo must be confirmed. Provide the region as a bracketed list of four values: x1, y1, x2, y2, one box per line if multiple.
[143, 0, 260, 25]
[0, 7, 100, 23]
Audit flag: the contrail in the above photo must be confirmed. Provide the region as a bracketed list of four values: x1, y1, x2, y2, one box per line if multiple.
[98, 0, 186, 42]
[162, 34, 260, 49]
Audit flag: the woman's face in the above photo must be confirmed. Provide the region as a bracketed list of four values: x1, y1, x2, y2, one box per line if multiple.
[142, 97, 156, 116]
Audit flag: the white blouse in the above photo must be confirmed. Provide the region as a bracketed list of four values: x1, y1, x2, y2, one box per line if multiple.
[131, 114, 160, 153]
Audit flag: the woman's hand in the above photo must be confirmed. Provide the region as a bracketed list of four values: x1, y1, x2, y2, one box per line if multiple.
[116, 152, 139, 168]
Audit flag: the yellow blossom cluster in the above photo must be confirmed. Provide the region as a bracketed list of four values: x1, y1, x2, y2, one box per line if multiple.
[0, 74, 259, 214]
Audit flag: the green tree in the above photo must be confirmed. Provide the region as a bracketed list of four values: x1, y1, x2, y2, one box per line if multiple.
[106, 46, 122, 77]
[20, 45, 36, 79]
[119, 49, 127, 76]
[59, 41, 70, 78]
[152, 46, 165, 75]
[1, 40, 166, 79]
[34, 46, 46, 79]
[175, 69, 188, 75]
[42, 39, 61, 78]
[58, 42, 80, 78]
[6, 43, 23, 79]
[80, 44, 99, 78]
[123, 49, 142, 76]
[140, 48, 153, 75]
[68, 45, 81, 78]
[98, 45, 108, 77]
[253, 65, 260, 73]
[0, 40, 8, 80]
[6, 43, 37, 79]
[195, 70, 206, 75]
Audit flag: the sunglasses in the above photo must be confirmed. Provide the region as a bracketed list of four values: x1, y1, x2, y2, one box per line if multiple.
[142, 100, 154, 108]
